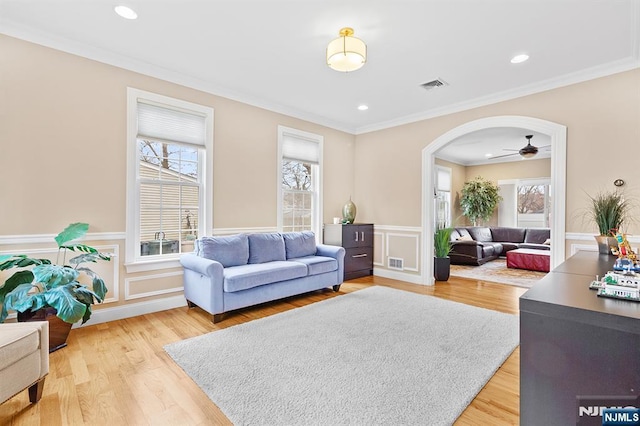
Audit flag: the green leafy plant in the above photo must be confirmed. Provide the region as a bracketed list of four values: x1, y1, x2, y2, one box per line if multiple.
[434, 227, 453, 258]
[0, 223, 112, 324]
[460, 176, 503, 226]
[587, 190, 631, 236]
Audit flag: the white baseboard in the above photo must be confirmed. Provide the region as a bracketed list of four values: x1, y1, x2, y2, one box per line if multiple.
[74, 295, 187, 328]
[373, 268, 424, 285]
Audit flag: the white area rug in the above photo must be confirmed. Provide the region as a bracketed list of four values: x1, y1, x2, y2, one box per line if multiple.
[451, 258, 547, 288]
[164, 286, 519, 425]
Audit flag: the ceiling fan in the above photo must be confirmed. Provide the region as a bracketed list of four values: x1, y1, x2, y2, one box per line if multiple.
[489, 135, 550, 160]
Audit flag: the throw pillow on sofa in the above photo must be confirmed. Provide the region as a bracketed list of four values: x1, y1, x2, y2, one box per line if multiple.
[199, 234, 249, 267]
[248, 233, 286, 264]
[283, 231, 317, 259]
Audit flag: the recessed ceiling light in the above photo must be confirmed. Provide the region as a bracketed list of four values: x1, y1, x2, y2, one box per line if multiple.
[485, 153, 493, 157]
[511, 54, 529, 64]
[115, 5, 138, 20]
[357, 105, 369, 111]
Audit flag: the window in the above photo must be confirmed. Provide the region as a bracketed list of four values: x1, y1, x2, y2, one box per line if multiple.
[434, 166, 452, 229]
[126, 88, 213, 270]
[277, 126, 323, 237]
[517, 179, 551, 228]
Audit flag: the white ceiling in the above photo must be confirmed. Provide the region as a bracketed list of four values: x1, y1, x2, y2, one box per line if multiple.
[1, 0, 638, 138]
[436, 128, 552, 166]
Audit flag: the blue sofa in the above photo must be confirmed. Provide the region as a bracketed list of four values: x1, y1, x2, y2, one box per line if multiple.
[180, 231, 345, 323]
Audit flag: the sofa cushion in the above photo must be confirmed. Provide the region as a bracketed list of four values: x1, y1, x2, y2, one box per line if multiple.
[223, 261, 307, 292]
[468, 227, 493, 242]
[198, 234, 249, 267]
[283, 231, 317, 259]
[490, 227, 526, 243]
[248, 233, 286, 264]
[524, 228, 551, 244]
[0, 327, 40, 371]
[289, 256, 338, 276]
[455, 228, 472, 239]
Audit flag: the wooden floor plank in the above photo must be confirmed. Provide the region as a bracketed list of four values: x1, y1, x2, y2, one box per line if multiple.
[1, 275, 525, 425]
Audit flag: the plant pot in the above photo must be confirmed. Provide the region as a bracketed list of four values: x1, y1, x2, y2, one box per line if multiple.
[434, 257, 451, 281]
[17, 307, 73, 353]
[594, 235, 619, 256]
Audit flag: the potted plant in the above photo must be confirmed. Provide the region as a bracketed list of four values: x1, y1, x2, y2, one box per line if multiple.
[586, 190, 631, 255]
[434, 227, 453, 281]
[460, 176, 502, 226]
[0, 223, 112, 352]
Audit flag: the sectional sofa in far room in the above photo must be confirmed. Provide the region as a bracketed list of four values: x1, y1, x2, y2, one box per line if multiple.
[449, 226, 550, 266]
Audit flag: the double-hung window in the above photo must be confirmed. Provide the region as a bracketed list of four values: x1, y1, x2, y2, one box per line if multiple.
[126, 88, 213, 271]
[277, 126, 323, 237]
[434, 165, 452, 229]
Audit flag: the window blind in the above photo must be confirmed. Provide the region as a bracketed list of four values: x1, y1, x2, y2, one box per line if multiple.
[137, 101, 206, 146]
[436, 168, 451, 191]
[282, 134, 320, 164]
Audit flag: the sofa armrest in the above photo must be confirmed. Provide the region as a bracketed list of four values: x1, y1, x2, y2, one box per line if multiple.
[316, 244, 346, 284]
[180, 253, 225, 316]
[316, 243, 345, 259]
[180, 253, 224, 277]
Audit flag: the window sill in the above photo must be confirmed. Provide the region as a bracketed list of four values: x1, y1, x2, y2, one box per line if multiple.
[124, 258, 182, 273]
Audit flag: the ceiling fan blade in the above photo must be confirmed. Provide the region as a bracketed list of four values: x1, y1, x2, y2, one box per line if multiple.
[502, 149, 520, 152]
[488, 152, 519, 160]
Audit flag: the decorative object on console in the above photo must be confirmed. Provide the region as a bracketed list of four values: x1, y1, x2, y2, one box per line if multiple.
[611, 232, 640, 273]
[0, 223, 112, 352]
[585, 189, 631, 255]
[589, 271, 640, 302]
[326, 27, 367, 72]
[460, 176, 502, 226]
[342, 196, 357, 224]
[434, 227, 453, 281]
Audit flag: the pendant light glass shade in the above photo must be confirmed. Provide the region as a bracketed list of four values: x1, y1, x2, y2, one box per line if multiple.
[327, 27, 367, 72]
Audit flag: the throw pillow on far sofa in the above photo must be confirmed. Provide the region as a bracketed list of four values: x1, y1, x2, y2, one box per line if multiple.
[283, 231, 317, 259]
[199, 234, 249, 267]
[457, 235, 474, 241]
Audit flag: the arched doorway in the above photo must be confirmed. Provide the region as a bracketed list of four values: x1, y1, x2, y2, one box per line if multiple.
[421, 116, 567, 285]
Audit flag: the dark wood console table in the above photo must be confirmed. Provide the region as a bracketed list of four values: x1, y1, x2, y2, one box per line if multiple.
[520, 251, 640, 425]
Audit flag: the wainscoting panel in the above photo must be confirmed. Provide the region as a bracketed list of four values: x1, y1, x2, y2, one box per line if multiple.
[124, 271, 184, 300]
[373, 226, 422, 279]
[373, 232, 384, 266]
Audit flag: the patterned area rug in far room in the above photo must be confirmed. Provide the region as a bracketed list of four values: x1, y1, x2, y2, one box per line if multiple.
[450, 258, 548, 288]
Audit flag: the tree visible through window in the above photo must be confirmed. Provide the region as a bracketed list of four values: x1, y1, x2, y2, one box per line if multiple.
[518, 185, 547, 214]
[277, 126, 322, 236]
[281, 160, 313, 233]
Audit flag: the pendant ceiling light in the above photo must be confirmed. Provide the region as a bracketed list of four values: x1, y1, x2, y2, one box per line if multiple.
[327, 27, 367, 72]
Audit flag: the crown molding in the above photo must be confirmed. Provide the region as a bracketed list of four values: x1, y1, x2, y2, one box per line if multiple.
[2, 15, 639, 137]
[0, 23, 356, 135]
[355, 57, 640, 135]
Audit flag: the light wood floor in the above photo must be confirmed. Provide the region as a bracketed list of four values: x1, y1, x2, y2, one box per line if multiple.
[1, 276, 527, 425]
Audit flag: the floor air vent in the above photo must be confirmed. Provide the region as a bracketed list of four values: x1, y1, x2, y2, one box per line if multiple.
[388, 257, 404, 270]
[420, 78, 448, 91]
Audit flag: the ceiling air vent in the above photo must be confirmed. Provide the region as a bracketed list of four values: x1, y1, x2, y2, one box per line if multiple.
[420, 78, 448, 91]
